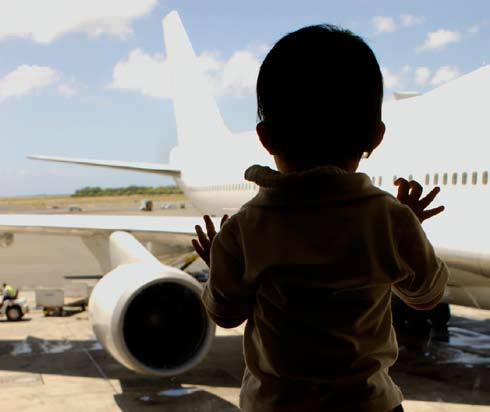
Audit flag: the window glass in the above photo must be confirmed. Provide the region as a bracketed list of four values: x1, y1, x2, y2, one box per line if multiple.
[408, 174, 413, 181]
[462, 172, 468, 185]
[425, 174, 430, 185]
[434, 173, 439, 185]
[472, 172, 478, 185]
[443, 173, 448, 185]
[378, 176, 382, 186]
[483, 171, 488, 185]
[452, 172, 458, 185]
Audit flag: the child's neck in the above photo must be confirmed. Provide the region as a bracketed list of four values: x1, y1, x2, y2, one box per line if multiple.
[274, 156, 360, 174]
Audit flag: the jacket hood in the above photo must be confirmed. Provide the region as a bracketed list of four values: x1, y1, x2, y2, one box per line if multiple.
[244, 164, 389, 207]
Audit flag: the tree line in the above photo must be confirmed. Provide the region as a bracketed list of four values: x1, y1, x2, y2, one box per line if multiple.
[72, 185, 183, 197]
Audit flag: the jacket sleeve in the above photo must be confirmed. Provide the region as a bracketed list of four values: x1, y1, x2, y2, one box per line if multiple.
[393, 206, 449, 310]
[201, 218, 254, 328]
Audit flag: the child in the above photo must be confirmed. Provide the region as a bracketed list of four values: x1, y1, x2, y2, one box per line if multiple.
[192, 24, 448, 412]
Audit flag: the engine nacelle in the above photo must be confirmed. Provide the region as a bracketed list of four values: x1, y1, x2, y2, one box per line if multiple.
[89, 232, 215, 376]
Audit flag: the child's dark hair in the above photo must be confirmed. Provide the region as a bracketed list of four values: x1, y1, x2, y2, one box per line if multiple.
[257, 24, 383, 165]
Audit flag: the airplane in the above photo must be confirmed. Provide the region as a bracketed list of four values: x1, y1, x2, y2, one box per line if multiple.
[0, 10, 489, 377]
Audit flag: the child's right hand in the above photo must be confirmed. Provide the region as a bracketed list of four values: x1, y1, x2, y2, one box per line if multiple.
[394, 178, 445, 223]
[192, 214, 229, 267]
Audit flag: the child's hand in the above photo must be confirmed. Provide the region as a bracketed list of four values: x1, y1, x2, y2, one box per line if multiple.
[192, 214, 229, 267]
[394, 178, 445, 223]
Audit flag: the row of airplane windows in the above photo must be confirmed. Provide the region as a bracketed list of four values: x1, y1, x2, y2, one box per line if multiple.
[371, 171, 490, 187]
[193, 182, 259, 192]
[194, 171, 490, 191]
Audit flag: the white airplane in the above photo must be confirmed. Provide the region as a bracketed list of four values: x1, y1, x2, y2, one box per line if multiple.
[0, 10, 489, 377]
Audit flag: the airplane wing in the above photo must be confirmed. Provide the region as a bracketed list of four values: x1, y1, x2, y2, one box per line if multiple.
[0, 214, 217, 237]
[28, 155, 181, 178]
[0, 214, 218, 272]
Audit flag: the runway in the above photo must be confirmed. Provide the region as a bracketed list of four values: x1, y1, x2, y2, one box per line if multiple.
[0, 201, 488, 411]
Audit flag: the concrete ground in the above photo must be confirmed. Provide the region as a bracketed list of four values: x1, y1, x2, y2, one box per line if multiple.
[0, 299, 488, 412]
[0, 202, 488, 411]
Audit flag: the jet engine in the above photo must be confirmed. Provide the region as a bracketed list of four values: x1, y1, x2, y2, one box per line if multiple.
[89, 231, 215, 376]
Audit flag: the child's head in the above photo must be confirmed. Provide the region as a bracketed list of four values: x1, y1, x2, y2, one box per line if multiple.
[256, 24, 385, 171]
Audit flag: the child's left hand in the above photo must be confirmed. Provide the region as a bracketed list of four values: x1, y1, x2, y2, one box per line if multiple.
[192, 214, 229, 267]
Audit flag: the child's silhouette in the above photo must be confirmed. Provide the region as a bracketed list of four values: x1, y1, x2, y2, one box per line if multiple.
[193, 24, 447, 412]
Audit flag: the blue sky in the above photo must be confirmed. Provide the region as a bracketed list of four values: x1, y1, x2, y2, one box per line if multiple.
[0, 0, 488, 196]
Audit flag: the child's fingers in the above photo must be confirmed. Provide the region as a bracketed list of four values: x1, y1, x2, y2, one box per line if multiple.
[421, 205, 445, 222]
[195, 225, 210, 250]
[204, 215, 216, 242]
[191, 239, 204, 255]
[419, 186, 441, 209]
[408, 180, 423, 201]
[220, 214, 229, 228]
[394, 178, 409, 203]
[192, 239, 209, 264]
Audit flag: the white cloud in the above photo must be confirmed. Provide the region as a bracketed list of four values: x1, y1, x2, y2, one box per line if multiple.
[431, 65, 461, 85]
[110, 47, 262, 99]
[382, 65, 412, 90]
[415, 67, 432, 85]
[57, 84, 78, 97]
[419, 29, 462, 51]
[467, 25, 480, 36]
[382, 68, 402, 89]
[400, 14, 425, 27]
[110, 49, 173, 99]
[221, 51, 260, 96]
[373, 14, 425, 34]
[0, 0, 158, 43]
[0, 65, 58, 102]
[373, 16, 397, 33]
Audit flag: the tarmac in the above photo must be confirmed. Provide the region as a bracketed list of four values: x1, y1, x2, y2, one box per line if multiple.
[0, 200, 488, 411]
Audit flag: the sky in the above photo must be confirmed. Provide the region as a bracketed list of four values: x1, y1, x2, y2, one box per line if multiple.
[0, 0, 489, 196]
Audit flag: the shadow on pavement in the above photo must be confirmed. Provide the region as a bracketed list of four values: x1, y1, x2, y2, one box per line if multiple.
[0, 317, 489, 408]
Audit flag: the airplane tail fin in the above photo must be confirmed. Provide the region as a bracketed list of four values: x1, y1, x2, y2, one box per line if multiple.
[162, 11, 229, 148]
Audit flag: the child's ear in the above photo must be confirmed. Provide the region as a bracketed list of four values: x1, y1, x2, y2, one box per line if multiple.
[363, 121, 385, 158]
[256, 121, 277, 155]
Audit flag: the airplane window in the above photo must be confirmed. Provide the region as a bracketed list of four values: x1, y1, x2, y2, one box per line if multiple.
[443, 173, 448, 185]
[378, 176, 382, 186]
[408, 174, 413, 181]
[472, 172, 478, 185]
[425, 174, 430, 185]
[434, 173, 439, 185]
[452, 172, 458, 185]
[462, 172, 468, 185]
[483, 171, 488, 185]
[393, 175, 397, 183]
[371, 176, 375, 184]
